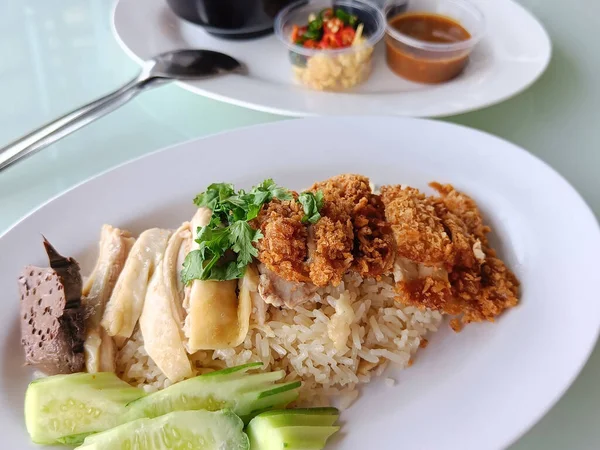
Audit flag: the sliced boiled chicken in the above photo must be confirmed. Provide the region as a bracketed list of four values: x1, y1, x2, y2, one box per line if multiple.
[139, 223, 192, 383]
[83, 225, 135, 373]
[183, 208, 253, 352]
[101, 228, 171, 339]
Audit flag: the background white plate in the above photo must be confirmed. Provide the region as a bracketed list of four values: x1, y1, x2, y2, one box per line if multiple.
[112, 0, 551, 117]
[2, 117, 598, 450]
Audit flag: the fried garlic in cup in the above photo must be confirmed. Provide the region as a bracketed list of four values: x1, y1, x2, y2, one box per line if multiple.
[275, 0, 385, 91]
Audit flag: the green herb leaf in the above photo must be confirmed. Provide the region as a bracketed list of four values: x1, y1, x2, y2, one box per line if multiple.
[247, 204, 262, 221]
[193, 183, 233, 209]
[298, 191, 325, 224]
[180, 249, 206, 284]
[184, 179, 292, 283]
[335, 8, 351, 25]
[308, 17, 323, 32]
[210, 261, 244, 281]
[302, 29, 322, 41]
[249, 178, 293, 203]
[229, 221, 261, 267]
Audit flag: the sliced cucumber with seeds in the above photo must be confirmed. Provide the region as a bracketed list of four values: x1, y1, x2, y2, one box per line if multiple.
[25, 372, 145, 445]
[75, 410, 249, 450]
[123, 363, 300, 424]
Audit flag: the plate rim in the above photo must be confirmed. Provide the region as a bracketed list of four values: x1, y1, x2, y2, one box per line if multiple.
[2, 117, 599, 449]
[110, 0, 553, 118]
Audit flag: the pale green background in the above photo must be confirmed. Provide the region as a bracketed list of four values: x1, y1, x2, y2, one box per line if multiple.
[0, 1, 598, 448]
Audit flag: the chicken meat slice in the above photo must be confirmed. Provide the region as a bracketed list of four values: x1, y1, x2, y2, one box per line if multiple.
[257, 263, 319, 309]
[392, 256, 451, 311]
[380, 185, 454, 310]
[101, 228, 172, 339]
[429, 182, 490, 244]
[383, 182, 519, 330]
[429, 183, 519, 329]
[83, 225, 135, 373]
[183, 208, 253, 351]
[310, 174, 395, 280]
[252, 196, 311, 284]
[139, 223, 192, 383]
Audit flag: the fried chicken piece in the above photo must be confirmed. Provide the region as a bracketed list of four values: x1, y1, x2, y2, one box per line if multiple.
[307, 175, 361, 286]
[380, 185, 453, 267]
[253, 180, 355, 288]
[381, 184, 454, 310]
[449, 254, 519, 327]
[429, 182, 490, 244]
[312, 174, 395, 279]
[255, 174, 395, 289]
[382, 183, 519, 329]
[310, 174, 372, 212]
[393, 260, 452, 311]
[431, 199, 480, 269]
[475, 254, 520, 319]
[353, 194, 396, 279]
[431, 183, 519, 328]
[309, 213, 354, 286]
[252, 197, 311, 283]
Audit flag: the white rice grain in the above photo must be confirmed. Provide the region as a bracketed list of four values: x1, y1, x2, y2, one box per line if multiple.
[116, 273, 442, 409]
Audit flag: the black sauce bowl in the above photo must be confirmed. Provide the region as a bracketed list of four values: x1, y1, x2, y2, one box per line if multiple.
[166, 0, 298, 39]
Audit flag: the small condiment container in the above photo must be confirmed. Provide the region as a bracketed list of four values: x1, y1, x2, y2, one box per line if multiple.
[274, 0, 386, 91]
[384, 0, 485, 84]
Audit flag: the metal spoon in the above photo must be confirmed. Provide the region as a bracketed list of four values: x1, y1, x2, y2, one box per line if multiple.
[0, 49, 245, 172]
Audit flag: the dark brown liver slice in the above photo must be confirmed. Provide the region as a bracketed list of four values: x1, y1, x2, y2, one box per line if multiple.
[19, 239, 86, 375]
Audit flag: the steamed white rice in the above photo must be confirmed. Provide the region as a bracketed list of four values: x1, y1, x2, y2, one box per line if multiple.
[116, 273, 442, 408]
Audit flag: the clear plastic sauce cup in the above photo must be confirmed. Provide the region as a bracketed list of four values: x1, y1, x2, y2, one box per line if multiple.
[384, 0, 485, 84]
[275, 0, 386, 91]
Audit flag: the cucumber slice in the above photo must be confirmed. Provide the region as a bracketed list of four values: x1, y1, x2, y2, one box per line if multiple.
[247, 409, 340, 450]
[25, 372, 145, 445]
[253, 408, 339, 427]
[237, 381, 301, 422]
[75, 410, 249, 450]
[124, 365, 300, 423]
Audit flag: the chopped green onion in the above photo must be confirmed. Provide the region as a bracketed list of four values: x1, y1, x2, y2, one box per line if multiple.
[302, 29, 322, 41]
[335, 8, 350, 24]
[308, 17, 323, 32]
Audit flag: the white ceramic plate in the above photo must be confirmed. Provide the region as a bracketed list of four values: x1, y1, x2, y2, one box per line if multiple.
[112, 0, 551, 117]
[1, 117, 598, 450]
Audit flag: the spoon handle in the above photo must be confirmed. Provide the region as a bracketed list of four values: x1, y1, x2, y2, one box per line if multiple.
[0, 75, 165, 172]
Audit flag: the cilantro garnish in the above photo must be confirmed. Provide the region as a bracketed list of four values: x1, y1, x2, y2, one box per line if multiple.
[298, 191, 324, 224]
[181, 179, 290, 283]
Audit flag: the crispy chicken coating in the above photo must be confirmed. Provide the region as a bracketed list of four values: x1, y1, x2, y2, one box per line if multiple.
[352, 194, 396, 279]
[431, 199, 479, 269]
[255, 174, 396, 289]
[380, 185, 453, 267]
[252, 197, 311, 283]
[382, 183, 519, 330]
[431, 183, 519, 328]
[380, 185, 454, 311]
[312, 174, 395, 279]
[429, 182, 490, 244]
[253, 176, 518, 329]
[309, 214, 354, 286]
